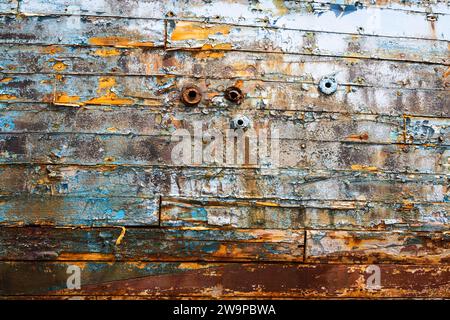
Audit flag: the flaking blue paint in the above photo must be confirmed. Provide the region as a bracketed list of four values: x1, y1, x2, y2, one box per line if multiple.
[0, 114, 15, 131]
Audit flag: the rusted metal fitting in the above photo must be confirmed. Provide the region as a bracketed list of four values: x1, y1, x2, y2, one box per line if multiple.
[181, 85, 202, 106]
[230, 115, 250, 130]
[318, 76, 337, 95]
[224, 86, 243, 104]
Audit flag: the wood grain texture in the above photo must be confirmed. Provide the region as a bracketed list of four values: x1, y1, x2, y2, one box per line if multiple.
[0, 226, 305, 262]
[161, 198, 449, 232]
[0, 165, 447, 201]
[0, 262, 448, 298]
[0, 0, 448, 299]
[306, 230, 450, 264]
[1, 75, 447, 117]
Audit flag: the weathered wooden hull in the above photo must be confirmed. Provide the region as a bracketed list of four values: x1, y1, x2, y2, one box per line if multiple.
[0, 0, 449, 299]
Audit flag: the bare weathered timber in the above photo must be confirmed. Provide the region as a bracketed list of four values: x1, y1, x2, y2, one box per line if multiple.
[0, 0, 449, 299]
[306, 230, 450, 264]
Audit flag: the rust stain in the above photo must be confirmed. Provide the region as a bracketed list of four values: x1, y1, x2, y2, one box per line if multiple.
[41, 45, 64, 55]
[346, 132, 369, 141]
[443, 66, 450, 87]
[171, 21, 231, 41]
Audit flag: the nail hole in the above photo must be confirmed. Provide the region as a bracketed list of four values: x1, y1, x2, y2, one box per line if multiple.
[231, 115, 250, 129]
[188, 90, 197, 98]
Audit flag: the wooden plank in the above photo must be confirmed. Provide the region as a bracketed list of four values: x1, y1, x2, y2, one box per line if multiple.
[0, 108, 408, 145]
[2, 46, 447, 89]
[0, 165, 447, 203]
[0, 195, 159, 226]
[306, 230, 450, 264]
[17, 0, 450, 40]
[0, 15, 164, 47]
[0, 227, 305, 261]
[0, 262, 448, 298]
[0, 132, 447, 174]
[18, 0, 450, 17]
[161, 198, 450, 232]
[166, 21, 450, 65]
[1, 74, 447, 117]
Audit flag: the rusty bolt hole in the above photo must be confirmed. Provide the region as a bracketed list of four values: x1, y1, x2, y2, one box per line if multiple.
[181, 86, 202, 106]
[225, 86, 243, 104]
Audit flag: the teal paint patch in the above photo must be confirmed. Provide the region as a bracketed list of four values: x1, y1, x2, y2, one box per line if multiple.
[201, 242, 220, 254]
[115, 209, 126, 220]
[0, 115, 15, 131]
[183, 207, 207, 221]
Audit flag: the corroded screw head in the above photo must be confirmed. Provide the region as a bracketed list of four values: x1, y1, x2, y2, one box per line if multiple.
[181, 85, 202, 106]
[224, 86, 244, 104]
[230, 115, 251, 130]
[318, 76, 338, 95]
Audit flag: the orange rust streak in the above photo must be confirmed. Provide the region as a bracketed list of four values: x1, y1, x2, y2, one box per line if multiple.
[346, 132, 369, 141]
[41, 45, 64, 54]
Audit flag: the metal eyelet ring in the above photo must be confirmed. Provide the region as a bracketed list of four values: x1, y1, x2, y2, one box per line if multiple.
[230, 115, 250, 130]
[318, 76, 338, 95]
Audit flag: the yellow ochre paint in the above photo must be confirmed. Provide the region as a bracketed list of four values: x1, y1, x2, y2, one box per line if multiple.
[171, 21, 231, 41]
[350, 164, 378, 172]
[52, 61, 67, 71]
[89, 36, 154, 48]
